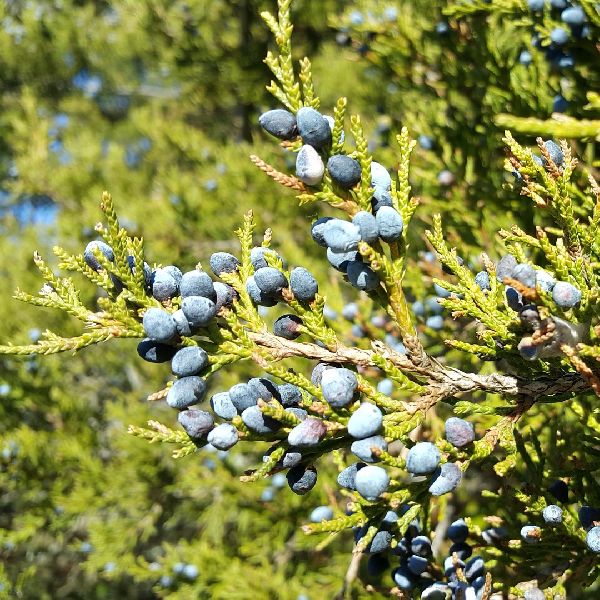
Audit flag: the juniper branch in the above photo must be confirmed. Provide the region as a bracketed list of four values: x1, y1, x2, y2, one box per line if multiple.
[245, 331, 591, 401]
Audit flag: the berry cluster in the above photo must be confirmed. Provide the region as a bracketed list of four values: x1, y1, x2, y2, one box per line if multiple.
[521, 478, 600, 553]
[123, 243, 322, 462]
[523, 2, 589, 111]
[134, 260, 238, 373]
[351, 513, 491, 599]
[159, 561, 199, 589]
[310, 198, 403, 293]
[84, 230, 395, 499]
[83, 211, 406, 503]
[210, 377, 305, 453]
[260, 106, 406, 295]
[479, 252, 585, 361]
[126, 242, 481, 508]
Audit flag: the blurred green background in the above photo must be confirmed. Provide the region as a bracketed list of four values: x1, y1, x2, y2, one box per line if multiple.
[0, 1, 597, 598]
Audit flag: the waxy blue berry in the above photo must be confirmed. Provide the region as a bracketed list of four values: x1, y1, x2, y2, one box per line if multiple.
[352, 211, 378, 243]
[171, 346, 208, 377]
[321, 367, 358, 408]
[350, 435, 387, 463]
[310, 506, 333, 522]
[277, 383, 302, 407]
[474, 271, 490, 291]
[207, 423, 239, 450]
[210, 391, 237, 420]
[550, 27, 569, 44]
[347, 261, 379, 291]
[521, 525, 541, 543]
[177, 409, 213, 440]
[273, 314, 302, 339]
[447, 519, 469, 543]
[561, 6, 586, 26]
[320, 219, 361, 252]
[296, 144, 324, 186]
[355, 465, 389, 501]
[586, 527, 600, 552]
[209, 252, 240, 276]
[151, 268, 179, 301]
[246, 275, 277, 307]
[327, 154, 362, 188]
[552, 281, 581, 308]
[296, 107, 332, 149]
[287, 464, 318, 495]
[180, 270, 216, 300]
[228, 383, 256, 412]
[181, 295, 218, 327]
[167, 376, 207, 410]
[143, 308, 177, 343]
[241, 405, 280, 434]
[513, 263, 536, 288]
[287, 417, 327, 447]
[214, 282, 235, 311]
[347, 403, 383, 439]
[376, 206, 403, 242]
[496, 254, 517, 282]
[137, 338, 176, 363]
[290, 267, 318, 302]
[84, 240, 114, 271]
[258, 109, 297, 140]
[445, 417, 475, 447]
[172, 309, 193, 337]
[254, 266, 287, 295]
[406, 442, 440, 475]
[371, 161, 391, 190]
[337, 462, 366, 490]
[542, 505, 563, 525]
[310, 217, 333, 247]
[543, 140, 564, 167]
[250, 246, 283, 270]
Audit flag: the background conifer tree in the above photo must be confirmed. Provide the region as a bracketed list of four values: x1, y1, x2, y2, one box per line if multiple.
[0, 1, 598, 599]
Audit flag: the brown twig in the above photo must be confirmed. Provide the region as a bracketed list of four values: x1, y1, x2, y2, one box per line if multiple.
[531, 318, 556, 345]
[562, 345, 600, 395]
[481, 572, 493, 600]
[147, 387, 169, 402]
[250, 154, 308, 192]
[334, 550, 363, 600]
[537, 136, 562, 180]
[246, 331, 590, 401]
[504, 277, 540, 303]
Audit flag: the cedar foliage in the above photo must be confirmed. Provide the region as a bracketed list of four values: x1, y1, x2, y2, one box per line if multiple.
[0, 1, 598, 599]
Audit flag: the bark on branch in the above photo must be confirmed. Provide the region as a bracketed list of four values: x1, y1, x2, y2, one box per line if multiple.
[247, 331, 589, 402]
